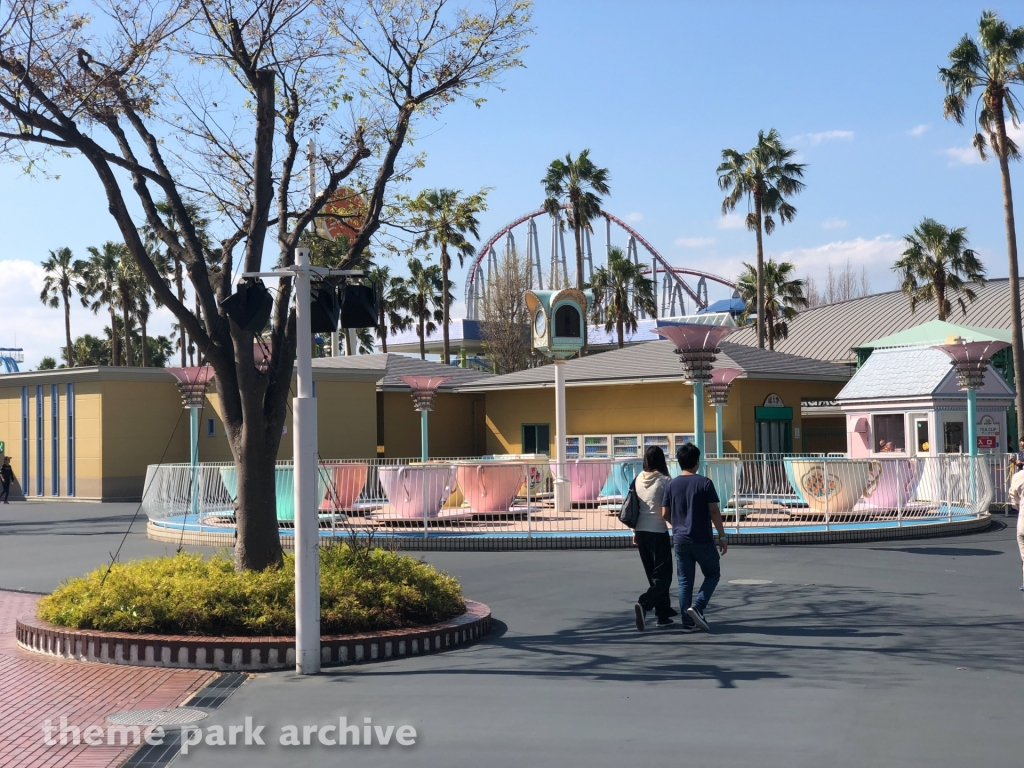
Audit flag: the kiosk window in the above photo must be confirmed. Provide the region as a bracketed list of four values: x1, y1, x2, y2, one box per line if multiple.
[872, 414, 906, 452]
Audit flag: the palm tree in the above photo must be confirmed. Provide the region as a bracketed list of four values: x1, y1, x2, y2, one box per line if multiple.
[114, 252, 144, 367]
[940, 11, 1024, 439]
[586, 246, 657, 349]
[718, 129, 807, 349]
[542, 150, 611, 293]
[408, 188, 488, 365]
[365, 264, 412, 353]
[405, 257, 446, 360]
[736, 259, 808, 351]
[39, 247, 88, 367]
[893, 218, 986, 322]
[84, 242, 127, 366]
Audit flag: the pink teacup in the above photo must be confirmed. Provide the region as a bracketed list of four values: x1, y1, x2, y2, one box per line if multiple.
[320, 463, 369, 511]
[550, 459, 612, 503]
[379, 465, 455, 519]
[456, 463, 525, 513]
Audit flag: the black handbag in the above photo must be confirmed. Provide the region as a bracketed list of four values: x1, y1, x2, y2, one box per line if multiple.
[618, 478, 641, 529]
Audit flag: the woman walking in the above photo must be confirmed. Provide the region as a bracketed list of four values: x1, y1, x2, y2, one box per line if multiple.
[633, 446, 676, 630]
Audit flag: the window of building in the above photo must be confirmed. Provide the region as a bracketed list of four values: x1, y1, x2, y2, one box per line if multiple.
[872, 414, 906, 453]
[554, 305, 581, 338]
[915, 418, 929, 454]
[522, 424, 550, 455]
[21, 386, 28, 493]
[206, 418, 216, 437]
[50, 384, 59, 496]
[66, 383, 75, 497]
[944, 421, 964, 454]
[35, 385, 43, 496]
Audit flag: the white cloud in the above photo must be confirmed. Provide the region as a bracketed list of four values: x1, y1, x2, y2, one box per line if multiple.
[944, 145, 984, 165]
[625, 212, 643, 223]
[821, 218, 848, 229]
[793, 130, 854, 146]
[1, 258, 176, 369]
[775, 236, 904, 288]
[717, 213, 747, 230]
[907, 124, 930, 137]
[675, 236, 716, 248]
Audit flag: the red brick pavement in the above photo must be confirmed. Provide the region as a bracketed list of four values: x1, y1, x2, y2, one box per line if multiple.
[0, 590, 215, 768]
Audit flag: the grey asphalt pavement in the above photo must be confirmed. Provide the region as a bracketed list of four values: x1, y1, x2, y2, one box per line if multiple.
[2, 501, 1023, 767]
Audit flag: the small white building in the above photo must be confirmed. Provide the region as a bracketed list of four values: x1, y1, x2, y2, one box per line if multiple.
[836, 346, 1014, 457]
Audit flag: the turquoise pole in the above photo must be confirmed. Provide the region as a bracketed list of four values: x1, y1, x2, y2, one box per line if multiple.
[966, 387, 978, 457]
[189, 406, 199, 518]
[715, 404, 724, 459]
[694, 381, 705, 456]
[421, 409, 429, 463]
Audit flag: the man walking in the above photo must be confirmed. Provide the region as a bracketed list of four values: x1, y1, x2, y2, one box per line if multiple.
[662, 443, 728, 631]
[0, 457, 13, 504]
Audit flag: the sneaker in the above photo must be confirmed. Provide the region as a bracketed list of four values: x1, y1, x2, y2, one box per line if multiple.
[686, 606, 710, 632]
[665, 607, 679, 618]
[634, 603, 646, 631]
[678, 623, 698, 633]
[655, 617, 674, 628]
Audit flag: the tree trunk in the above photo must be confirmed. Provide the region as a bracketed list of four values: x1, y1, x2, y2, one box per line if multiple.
[109, 306, 120, 366]
[121, 289, 134, 366]
[175, 258, 186, 367]
[767, 313, 775, 351]
[379, 304, 388, 354]
[754, 196, 765, 349]
[936, 278, 947, 322]
[993, 104, 1024, 442]
[617, 315, 624, 349]
[63, 292, 73, 367]
[573, 215, 584, 292]
[228, 418, 284, 572]
[441, 244, 450, 366]
[419, 314, 426, 360]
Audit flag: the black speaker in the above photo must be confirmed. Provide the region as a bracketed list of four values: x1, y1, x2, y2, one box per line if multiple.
[310, 282, 341, 334]
[340, 283, 379, 329]
[220, 278, 273, 334]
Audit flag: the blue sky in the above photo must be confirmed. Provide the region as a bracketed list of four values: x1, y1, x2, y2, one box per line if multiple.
[2, 1, 1022, 363]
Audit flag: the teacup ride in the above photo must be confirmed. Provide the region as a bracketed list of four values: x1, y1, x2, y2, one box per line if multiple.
[704, 458, 741, 520]
[375, 464, 463, 521]
[599, 460, 643, 503]
[550, 459, 613, 506]
[454, 461, 527, 515]
[219, 465, 328, 523]
[783, 457, 880, 518]
[319, 462, 370, 514]
[855, 458, 921, 512]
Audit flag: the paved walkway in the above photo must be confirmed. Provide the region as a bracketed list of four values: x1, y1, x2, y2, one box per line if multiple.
[0, 590, 213, 768]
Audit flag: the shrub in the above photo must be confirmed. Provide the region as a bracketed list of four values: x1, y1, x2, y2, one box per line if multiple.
[37, 546, 465, 636]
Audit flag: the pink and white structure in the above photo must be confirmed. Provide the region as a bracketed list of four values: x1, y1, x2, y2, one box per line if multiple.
[706, 367, 743, 458]
[933, 339, 1011, 457]
[652, 323, 734, 457]
[398, 375, 451, 462]
[166, 367, 214, 517]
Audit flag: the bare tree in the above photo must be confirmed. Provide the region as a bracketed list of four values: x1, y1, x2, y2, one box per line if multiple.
[804, 260, 873, 308]
[0, 0, 531, 570]
[480, 246, 532, 374]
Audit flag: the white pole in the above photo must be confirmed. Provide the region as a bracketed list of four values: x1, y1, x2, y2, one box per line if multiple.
[553, 359, 570, 513]
[293, 246, 320, 675]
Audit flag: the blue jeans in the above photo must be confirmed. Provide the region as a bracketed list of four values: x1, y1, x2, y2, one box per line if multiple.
[674, 541, 721, 617]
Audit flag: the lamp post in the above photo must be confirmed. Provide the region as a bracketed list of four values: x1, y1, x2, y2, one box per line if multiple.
[934, 339, 1010, 457]
[242, 247, 363, 676]
[705, 368, 743, 458]
[398, 376, 451, 462]
[652, 324, 733, 459]
[166, 367, 214, 519]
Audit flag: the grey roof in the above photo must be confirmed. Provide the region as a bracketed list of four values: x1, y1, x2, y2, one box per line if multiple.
[728, 278, 1024, 364]
[836, 347, 954, 401]
[455, 340, 851, 391]
[312, 353, 491, 391]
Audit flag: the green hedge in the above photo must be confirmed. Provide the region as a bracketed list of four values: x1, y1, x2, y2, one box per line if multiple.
[37, 546, 465, 636]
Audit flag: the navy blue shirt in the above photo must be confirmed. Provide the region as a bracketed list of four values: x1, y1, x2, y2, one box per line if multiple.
[663, 473, 720, 545]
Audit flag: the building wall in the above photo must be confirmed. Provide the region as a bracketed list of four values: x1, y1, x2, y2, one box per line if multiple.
[381, 391, 480, 459]
[483, 378, 846, 455]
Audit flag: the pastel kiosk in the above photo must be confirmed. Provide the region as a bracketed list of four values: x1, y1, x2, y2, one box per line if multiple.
[526, 288, 590, 513]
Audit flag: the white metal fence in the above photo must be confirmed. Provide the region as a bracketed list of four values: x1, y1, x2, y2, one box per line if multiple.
[143, 452, 998, 537]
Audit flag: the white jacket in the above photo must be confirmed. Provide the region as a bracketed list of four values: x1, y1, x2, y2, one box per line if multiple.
[633, 470, 669, 533]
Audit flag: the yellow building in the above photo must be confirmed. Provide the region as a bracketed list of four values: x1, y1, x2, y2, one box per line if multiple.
[455, 340, 851, 457]
[0, 342, 851, 501]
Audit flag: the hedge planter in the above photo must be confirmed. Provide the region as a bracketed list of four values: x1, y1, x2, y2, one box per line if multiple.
[17, 600, 491, 671]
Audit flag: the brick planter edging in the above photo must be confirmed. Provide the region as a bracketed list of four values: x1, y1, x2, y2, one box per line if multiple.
[16, 600, 490, 671]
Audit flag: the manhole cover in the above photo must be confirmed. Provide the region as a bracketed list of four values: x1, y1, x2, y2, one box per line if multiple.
[728, 579, 773, 585]
[107, 708, 209, 726]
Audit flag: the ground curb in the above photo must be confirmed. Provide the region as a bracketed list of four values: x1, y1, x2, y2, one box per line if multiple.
[16, 600, 491, 671]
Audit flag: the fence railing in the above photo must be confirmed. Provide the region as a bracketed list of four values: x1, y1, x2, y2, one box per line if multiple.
[143, 453, 997, 537]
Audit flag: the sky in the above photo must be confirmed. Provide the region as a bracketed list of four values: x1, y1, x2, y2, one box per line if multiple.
[2, 0, 1023, 366]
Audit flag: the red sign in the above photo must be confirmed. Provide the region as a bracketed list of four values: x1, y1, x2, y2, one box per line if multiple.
[977, 436, 997, 450]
